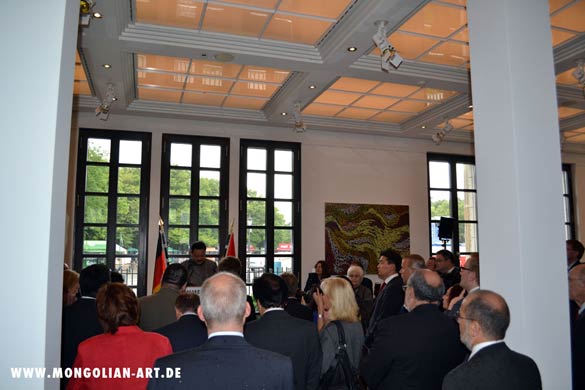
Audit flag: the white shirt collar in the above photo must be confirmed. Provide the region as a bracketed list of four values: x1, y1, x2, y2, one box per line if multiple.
[469, 340, 504, 359]
[208, 331, 244, 339]
[265, 307, 285, 313]
[81, 296, 96, 300]
[446, 266, 455, 274]
[579, 303, 585, 316]
[384, 273, 399, 284]
[468, 286, 480, 294]
[180, 312, 197, 317]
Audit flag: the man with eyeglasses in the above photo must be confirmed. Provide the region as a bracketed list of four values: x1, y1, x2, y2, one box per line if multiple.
[435, 249, 461, 290]
[443, 290, 541, 390]
[445, 254, 479, 318]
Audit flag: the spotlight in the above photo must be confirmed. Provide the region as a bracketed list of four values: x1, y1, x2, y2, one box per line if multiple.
[281, 112, 287, 116]
[93, 12, 102, 19]
[372, 20, 403, 72]
[292, 101, 306, 133]
[347, 47, 357, 52]
[79, 0, 96, 26]
[95, 83, 117, 121]
[432, 131, 446, 145]
[102, 64, 111, 69]
[308, 85, 316, 89]
[443, 118, 454, 134]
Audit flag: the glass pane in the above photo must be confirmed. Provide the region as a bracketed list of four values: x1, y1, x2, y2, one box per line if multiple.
[171, 143, 192, 167]
[199, 228, 219, 252]
[84, 195, 108, 223]
[118, 167, 141, 194]
[457, 191, 477, 221]
[274, 174, 292, 199]
[246, 257, 266, 283]
[86, 166, 109, 192]
[116, 227, 139, 254]
[83, 228, 108, 254]
[564, 196, 571, 223]
[274, 256, 293, 275]
[119, 140, 142, 164]
[167, 227, 190, 255]
[429, 161, 450, 188]
[247, 173, 266, 198]
[275, 150, 293, 172]
[167, 256, 189, 265]
[274, 201, 292, 227]
[563, 171, 569, 194]
[87, 138, 111, 162]
[115, 257, 138, 286]
[200, 170, 220, 196]
[247, 200, 266, 226]
[430, 222, 444, 254]
[430, 191, 451, 218]
[458, 223, 478, 253]
[247, 148, 267, 170]
[200, 145, 221, 168]
[169, 198, 190, 225]
[82, 257, 107, 268]
[117, 196, 140, 224]
[170, 169, 191, 196]
[456, 163, 476, 190]
[274, 229, 293, 253]
[199, 199, 219, 225]
[247, 229, 266, 254]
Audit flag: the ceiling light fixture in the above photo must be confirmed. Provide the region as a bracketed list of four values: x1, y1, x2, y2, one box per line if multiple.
[432, 117, 454, 145]
[102, 64, 111, 69]
[292, 101, 306, 133]
[93, 12, 102, 19]
[347, 47, 357, 52]
[79, 0, 96, 26]
[308, 85, 316, 89]
[95, 83, 117, 121]
[214, 53, 235, 62]
[372, 20, 403, 72]
[468, 104, 473, 109]
[281, 112, 287, 116]
[421, 125, 426, 129]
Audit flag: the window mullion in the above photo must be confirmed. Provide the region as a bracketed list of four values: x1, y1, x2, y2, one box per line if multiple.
[107, 139, 120, 271]
[266, 146, 275, 273]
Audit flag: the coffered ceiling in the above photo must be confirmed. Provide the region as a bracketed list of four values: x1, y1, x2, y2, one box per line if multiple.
[73, 0, 585, 149]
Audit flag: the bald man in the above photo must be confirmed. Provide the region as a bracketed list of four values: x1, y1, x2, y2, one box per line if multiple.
[361, 270, 466, 389]
[443, 290, 541, 390]
[149, 272, 294, 390]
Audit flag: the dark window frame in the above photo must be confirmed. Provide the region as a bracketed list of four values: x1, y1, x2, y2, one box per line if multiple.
[427, 153, 477, 256]
[74, 129, 151, 296]
[238, 140, 301, 285]
[160, 134, 230, 265]
[562, 163, 576, 240]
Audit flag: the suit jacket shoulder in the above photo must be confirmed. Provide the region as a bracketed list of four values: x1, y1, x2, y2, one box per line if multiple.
[154, 314, 207, 353]
[139, 287, 180, 331]
[442, 343, 542, 390]
[365, 276, 404, 345]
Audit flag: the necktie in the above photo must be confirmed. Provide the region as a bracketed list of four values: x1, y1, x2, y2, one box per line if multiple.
[379, 282, 386, 293]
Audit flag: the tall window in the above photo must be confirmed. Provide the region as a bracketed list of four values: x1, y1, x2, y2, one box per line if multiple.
[74, 130, 151, 296]
[239, 140, 301, 288]
[562, 164, 576, 240]
[160, 135, 229, 265]
[427, 154, 478, 260]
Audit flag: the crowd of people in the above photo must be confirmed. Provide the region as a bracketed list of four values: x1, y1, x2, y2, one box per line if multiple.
[60, 239, 585, 389]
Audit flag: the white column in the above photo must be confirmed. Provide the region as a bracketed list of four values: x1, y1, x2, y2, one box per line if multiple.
[467, 0, 571, 387]
[0, 1, 78, 389]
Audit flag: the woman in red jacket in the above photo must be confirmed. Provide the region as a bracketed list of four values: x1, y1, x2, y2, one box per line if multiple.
[68, 283, 172, 390]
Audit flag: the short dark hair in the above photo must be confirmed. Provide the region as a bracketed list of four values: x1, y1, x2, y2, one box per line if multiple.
[436, 249, 457, 266]
[190, 241, 207, 252]
[110, 271, 124, 283]
[97, 283, 138, 334]
[280, 272, 298, 298]
[218, 256, 241, 275]
[175, 293, 199, 314]
[465, 290, 510, 340]
[79, 264, 111, 297]
[567, 239, 585, 260]
[408, 270, 444, 302]
[252, 273, 288, 309]
[162, 263, 188, 287]
[380, 249, 402, 273]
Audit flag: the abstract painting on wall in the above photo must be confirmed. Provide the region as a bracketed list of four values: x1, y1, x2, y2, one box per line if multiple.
[325, 203, 410, 275]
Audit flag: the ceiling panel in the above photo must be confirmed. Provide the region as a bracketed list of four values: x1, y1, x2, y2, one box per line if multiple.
[370, 82, 420, 98]
[223, 96, 268, 109]
[202, 5, 268, 37]
[419, 41, 469, 66]
[278, 0, 354, 19]
[182, 92, 226, 106]
[557, 67, 580, 86]
[550, 1, 585, 32]
[138, 71, 186, 89]
[385, 31, 440, 60]
[330, 77, 380, 93]
[138, 87, 182, 103]
[399, 2, 467, 38]
[137, 54, 190, 73]
[302, 103, 345, 117]
[262, 14, 332, 45]
[314, 90, 362, 105]
[336, 107, 380, 120]
[353, 95, 399, 109]
[73, 51, 91, 96]
[189, 61, 242, 78]
[136, 0, 202, 29]
[370, 111, 415, 123]
[559, 106, 585, 119]
[184, 77, 234, 93]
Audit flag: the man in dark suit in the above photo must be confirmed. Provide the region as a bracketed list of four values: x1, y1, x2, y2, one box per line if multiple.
[365, 248, 404, 347]
[361, 270, 467, 389]
[567, 239, 584, 271]
[218, 256, 256, 323]
[139, 263, 187, 331]
[246, 273, 322, 390]
[154, 292, 207, 353]
[61, 263, 110, 389]
[569, 264, 585, 390]
[149, 272, 294, 390]
[435, 249, 461, 290]
[281, 272, 313, 322]
[442, 290, 542, 390]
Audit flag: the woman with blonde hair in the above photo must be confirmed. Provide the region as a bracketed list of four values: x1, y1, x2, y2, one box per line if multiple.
[314, 277, 364, 389]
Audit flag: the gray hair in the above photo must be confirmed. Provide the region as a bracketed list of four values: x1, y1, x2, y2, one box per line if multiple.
[200, 272, 247, 327]
[407, 269, 444, 302]
[405, 254, 426, 270]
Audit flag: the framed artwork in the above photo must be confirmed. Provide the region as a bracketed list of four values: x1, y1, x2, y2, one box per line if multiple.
[325, 203, 410, 274]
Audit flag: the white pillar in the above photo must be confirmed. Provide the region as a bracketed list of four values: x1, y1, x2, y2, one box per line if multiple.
[468, 0, 571, 387]
[0, 1, 78, 389]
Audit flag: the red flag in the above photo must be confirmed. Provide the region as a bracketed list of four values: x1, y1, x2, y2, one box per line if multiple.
[226, 231, 236, 257]
[152, 228, 167, 293]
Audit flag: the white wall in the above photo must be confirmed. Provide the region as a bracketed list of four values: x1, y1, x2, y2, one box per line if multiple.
[72, 111, 474, 289]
